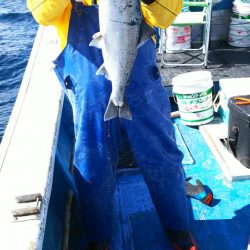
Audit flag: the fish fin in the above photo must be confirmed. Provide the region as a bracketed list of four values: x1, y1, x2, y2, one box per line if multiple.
[96, 63, 110, 80]
[138, 21, 156, 48]
[89, 32, 103, 49]
[104, 100, 119, 121]
[119, 99, 132, 120]
[92, 31, 102, 39]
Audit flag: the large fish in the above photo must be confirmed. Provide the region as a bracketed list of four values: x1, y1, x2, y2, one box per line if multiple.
[90, 0, 155, 121]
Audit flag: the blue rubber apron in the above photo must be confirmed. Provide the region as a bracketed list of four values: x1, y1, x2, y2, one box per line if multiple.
[54, 2, 188, 243]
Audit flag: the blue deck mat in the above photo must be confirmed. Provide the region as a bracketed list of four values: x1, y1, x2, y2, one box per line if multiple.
[111, 119, 250, 250]
[174, 123, 194, 165]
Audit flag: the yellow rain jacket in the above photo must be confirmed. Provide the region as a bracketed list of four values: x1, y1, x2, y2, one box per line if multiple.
[27, 0, 183, 49]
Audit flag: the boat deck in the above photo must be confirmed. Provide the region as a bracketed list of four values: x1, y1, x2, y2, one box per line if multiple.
[111, 119, 250, 250]
[42, 42, 250, 250]
[45, 113, 250, 250]
[158, 42, 250, 85]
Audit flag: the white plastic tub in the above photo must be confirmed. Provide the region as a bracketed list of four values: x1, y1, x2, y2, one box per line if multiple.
[172, 71, 214, 126]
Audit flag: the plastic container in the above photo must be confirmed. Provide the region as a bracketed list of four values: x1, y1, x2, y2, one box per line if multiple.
[227, 95, 250, 168]
[228, 1, 250, 47]
[210, 9, 232, 41]
[212, 0, 234, 10]
[233, 1, 250, 15]
[218, 77, 250, 124]
[172, 71, 214, 126]
[165, 26, 191, 52]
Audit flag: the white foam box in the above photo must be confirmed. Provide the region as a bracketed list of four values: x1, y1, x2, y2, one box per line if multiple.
[218, 78, 250, 124]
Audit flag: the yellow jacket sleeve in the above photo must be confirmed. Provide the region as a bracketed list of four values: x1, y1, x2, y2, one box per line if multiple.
[141, 0, 183, 29]
[27, 0, 72, 49]
[27, 0, 70, 25]
[27, 0, 182, 49]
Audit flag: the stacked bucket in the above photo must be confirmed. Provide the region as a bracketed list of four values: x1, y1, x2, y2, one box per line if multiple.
[165, 26, 191, 51]
[165, 5, 191, 52]
[228, 0, 250, 47]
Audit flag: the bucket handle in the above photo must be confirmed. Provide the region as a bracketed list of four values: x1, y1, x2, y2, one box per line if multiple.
[213, 90, 221, 113]
[173, 95, 178, 105]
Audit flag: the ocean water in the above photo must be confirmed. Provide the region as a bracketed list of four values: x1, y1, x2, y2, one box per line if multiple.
[0, 0, 37, 143]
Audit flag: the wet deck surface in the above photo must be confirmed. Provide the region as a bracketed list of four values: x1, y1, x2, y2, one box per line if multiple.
[112, 119, 250, 250]
[157, 42, 250, 85]
[44, 42, 250, 250]
[118, 42, 250, 169]
[112, 43, 250, 250]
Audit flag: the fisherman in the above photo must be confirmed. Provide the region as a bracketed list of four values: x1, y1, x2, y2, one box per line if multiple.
[27, 0, 198, 249]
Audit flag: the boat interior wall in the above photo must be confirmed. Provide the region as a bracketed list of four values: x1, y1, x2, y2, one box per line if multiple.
[191, 9, 232, 43]
[0, 25, 63, 249]
[190, 0, 233, 43]
[43, 98, 82, 250]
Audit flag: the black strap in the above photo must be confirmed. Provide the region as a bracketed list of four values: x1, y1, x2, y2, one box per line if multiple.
[71, 0, 97, 5]
[141, 0, 155, 4]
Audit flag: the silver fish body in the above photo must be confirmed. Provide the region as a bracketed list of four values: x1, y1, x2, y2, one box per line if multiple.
[90, 0, 155, 121]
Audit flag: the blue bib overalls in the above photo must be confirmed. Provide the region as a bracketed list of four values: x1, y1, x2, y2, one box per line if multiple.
[54, 3, 188, 244]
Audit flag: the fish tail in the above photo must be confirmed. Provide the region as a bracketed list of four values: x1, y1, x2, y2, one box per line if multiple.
[104, 100, 119, 121]
[118, 98, 132, 120]
[104, 98, 132, 121]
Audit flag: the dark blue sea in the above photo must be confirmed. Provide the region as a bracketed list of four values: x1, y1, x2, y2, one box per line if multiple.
[0, 0, 37, 143]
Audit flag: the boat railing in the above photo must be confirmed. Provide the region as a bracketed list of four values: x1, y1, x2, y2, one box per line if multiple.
[0, 25, 63, 250]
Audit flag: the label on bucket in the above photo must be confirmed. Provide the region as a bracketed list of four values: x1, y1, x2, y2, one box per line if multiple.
[175, 87, 214, 126]
[176, 88, 212, 112]
[180, 108, 214, 123]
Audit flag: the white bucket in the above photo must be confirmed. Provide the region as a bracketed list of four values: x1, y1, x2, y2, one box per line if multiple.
[233, 2, 250, 15]
[228, 28, 250, 46]
[228, 1, 250, 47]
[166, 41, 191, 52]
[166, 26, 191, 52]
[228, 16, 250, 47]
[166, 26, 191, 36]
[172, 71, 214, 126]
[235, 0, 250, 3]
